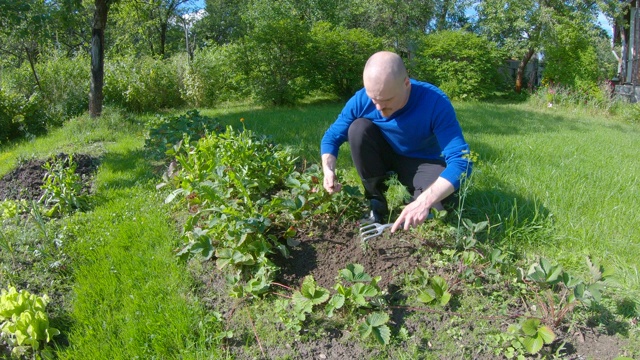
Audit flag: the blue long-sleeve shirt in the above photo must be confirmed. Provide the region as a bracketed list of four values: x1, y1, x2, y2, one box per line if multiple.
[321, 79, 472, 189]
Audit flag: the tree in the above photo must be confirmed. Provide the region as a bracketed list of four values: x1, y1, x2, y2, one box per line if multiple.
[476, 0, 599, 93]
[0, 0, 52, 94]
[431, 0, 474, 32]
[192, 0, 248, 46]
[109, 0, 193, 58]
[89, 0, 115, 117]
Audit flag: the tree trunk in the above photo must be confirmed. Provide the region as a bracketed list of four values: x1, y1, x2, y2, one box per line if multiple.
[515, 48, 536, 93]
[633, 0, 640, 85]
[89, 0, 110, 118]
[619, 22, 628, 82]
[24, 45, 43, 94]
[160, 23, 167, 58]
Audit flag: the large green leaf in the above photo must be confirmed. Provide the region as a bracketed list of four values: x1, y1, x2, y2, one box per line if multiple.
[372, 324, 391, 345]
[366, 312, 389, 327]
[538, 325, 556, 344]
[325, 294, 345, 317]
[300, 276, 330, 304]
[521, 318, 541, 337]
[339, 263, 372, 282]
[523, 335, 544, 354]
[417, 288, 436, 304]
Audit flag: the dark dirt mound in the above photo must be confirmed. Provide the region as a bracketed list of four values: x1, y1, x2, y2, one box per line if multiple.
[0, 153, 100, 201]
[276, 221, 436, 290]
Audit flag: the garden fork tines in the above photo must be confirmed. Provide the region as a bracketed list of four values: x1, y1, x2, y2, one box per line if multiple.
[359, 223, 393, 242]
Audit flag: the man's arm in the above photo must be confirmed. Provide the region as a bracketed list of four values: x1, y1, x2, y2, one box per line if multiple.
[391, 177, 454, 232]
[321, 153, 342, 194]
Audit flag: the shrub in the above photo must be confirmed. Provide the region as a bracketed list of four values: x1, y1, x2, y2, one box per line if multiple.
[542, 21, 613, 99]
[412, 30, 505, 100]
[104, 56, 184, 112]
[309, 22, 385, 100]
[242, 18, 314, 105]
[180, 44, 250, 107]
[36, 52, 89, 119]
[0, 88, 50, 145]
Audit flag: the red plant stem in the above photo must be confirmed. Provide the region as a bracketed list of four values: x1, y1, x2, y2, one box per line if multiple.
[270, 292, 292, 299]
[247, 310, 265, 358]
[271, 282, 294, 291]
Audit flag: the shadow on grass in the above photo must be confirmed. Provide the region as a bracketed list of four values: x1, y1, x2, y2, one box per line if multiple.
[95, 148, 159, 193]
[587, 302, 631, 337]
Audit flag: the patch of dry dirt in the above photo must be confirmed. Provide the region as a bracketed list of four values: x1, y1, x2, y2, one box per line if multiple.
[0, 153, 99, 201]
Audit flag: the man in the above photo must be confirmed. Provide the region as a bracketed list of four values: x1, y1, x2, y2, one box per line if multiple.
[320, 51, 472, 233]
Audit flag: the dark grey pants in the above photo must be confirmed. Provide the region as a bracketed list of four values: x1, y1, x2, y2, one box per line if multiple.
[348, 118, 447, 202]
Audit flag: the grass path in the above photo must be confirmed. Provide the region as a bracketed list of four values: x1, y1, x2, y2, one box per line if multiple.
[45, 119, 224, 359]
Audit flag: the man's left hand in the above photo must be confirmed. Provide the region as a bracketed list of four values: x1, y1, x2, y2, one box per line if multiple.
[391, 198, 430, 232]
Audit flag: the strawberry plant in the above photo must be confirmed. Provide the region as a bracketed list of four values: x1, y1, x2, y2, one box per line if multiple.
[328, 263, 383, 314]
[292, 276, 331, 313]
[0, 286, 60, 358]
[507, 317, 556, 355]
[163, 122, 365, 298]
[402, 267, 452, 307]
[358, 312, 391, 346]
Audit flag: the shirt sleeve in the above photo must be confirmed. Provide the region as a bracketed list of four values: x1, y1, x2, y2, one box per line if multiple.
[320, 95, 360, 157]
[431, 98, 472, 189]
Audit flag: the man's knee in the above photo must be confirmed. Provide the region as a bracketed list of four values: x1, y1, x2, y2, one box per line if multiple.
[348, 118, 374, 142]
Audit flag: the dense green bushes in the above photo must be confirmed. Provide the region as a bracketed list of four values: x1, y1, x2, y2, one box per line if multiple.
[411, 30, 506, 100]
[309, 22, 385, 100]
[104, 55, 184, 112]
[0, 53, 87, 145]
[0, 88, 50, 145]
[181, 44, 249, 107]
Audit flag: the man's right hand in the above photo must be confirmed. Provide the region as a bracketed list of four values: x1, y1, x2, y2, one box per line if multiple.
[323, 171, 342, 194]
[321, 153, 342, 194]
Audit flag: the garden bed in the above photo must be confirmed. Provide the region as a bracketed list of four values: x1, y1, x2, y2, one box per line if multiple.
[0, 150, 634, 359]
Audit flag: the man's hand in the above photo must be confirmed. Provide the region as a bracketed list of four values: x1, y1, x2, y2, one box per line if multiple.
[391, 177, 455, 232]
[321, 153, 342, 194]
[391, 198, 431, 232]
[323, 171, 342, 194]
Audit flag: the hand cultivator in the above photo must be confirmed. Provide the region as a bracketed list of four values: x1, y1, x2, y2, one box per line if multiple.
[359, 222, 394, 241]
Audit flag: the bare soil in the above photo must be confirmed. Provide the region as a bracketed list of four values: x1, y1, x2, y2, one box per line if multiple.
[1, 157, 634, 359]
[0, 153, 99, 202]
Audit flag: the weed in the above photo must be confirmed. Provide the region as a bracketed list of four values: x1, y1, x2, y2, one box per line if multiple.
[39, 154, 88, 217]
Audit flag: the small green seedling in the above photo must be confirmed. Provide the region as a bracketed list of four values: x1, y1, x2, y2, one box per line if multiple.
[507, 317, 556, 355]
[357, 311, 391, 345]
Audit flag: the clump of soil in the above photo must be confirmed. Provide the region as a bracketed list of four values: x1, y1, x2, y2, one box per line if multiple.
[0, 153, 100, 201]
[276, 220, 433, 290]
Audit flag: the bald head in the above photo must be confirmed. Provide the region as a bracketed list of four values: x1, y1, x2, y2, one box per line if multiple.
[363, 51, 408, 87]
[363, 51, 411, 118]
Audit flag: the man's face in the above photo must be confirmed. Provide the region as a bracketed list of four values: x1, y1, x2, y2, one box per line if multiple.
[365, 77, 410, 118]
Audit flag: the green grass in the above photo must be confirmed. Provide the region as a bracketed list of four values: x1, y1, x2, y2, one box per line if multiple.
[454, 102, 640, 291]
[1, 109, 229, 359]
